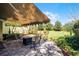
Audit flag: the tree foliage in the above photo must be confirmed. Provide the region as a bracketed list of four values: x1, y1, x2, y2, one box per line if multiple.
[62, 20, 76, 35]
[38, 22, 53, 30]
[54, 20, 62, 31]
[73, 20, 79, 38]
[45, 22, 53, 30]
[63, 21, 75, 31]
[38, 24, 44, 30]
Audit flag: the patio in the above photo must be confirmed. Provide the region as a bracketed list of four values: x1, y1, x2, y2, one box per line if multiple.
[0, 38, 63, 56]
[0, 38, 42, 56]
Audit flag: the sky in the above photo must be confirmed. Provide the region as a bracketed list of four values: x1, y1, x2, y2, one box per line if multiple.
[35, 3, 79, 25]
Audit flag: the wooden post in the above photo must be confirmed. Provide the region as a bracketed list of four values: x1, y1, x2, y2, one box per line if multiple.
[0, 20, 3, 41]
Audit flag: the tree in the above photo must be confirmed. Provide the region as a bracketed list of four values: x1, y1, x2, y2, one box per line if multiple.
[38, 24, 44, 30]
[54, 20, 62, 31]
[38, 22, 53, 31]
[63, 21, 74, 35]
[45, 22, 53, 30]
[73, 20, 79, 38]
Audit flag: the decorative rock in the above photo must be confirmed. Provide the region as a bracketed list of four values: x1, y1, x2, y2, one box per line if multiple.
[39, 48, 47, 54]
[26, 41, 63, 56]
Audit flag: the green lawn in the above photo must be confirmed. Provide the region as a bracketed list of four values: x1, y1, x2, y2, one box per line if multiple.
[48, 31, 71, 40]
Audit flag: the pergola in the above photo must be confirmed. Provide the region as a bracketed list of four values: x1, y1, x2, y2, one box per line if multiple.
[0, 3, 50, 41]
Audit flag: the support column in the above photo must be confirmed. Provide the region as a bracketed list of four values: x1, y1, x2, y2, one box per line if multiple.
[0, 20, 3, 41]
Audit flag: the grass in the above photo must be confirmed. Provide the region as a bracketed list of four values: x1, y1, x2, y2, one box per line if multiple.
[48, 31, 71, 40]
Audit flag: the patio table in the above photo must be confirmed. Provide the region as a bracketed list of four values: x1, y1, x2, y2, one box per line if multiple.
[22, 34, 36, 45]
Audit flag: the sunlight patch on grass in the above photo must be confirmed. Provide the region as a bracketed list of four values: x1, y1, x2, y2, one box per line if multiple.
[48, 31, 70, 40]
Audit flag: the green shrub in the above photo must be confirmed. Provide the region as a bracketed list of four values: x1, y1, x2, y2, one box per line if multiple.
[55, 35, 79, 55]
[66, 36, 79, 50]
[73, 20, 79, 38]
[56, 37, 69, 48]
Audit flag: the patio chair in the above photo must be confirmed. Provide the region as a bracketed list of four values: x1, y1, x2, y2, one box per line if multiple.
[30, 36, 36, 50]
[30, 34, 41, 50]
[35, 34, 41, 45]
